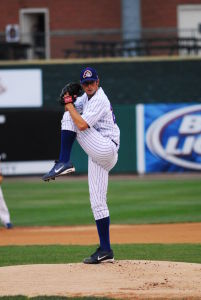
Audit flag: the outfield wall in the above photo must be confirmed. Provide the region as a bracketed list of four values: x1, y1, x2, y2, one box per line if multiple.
[2, 103, 201, 175]
[1, 56, 201, 106]
[0, 57, 201, 175]
[0, 106, 137, 175]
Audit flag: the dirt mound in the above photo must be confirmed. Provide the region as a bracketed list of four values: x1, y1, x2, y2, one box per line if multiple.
[0, 260, 201, 299]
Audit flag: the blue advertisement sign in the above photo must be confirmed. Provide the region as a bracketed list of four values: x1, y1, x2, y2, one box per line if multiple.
[137, 104, 201, 173]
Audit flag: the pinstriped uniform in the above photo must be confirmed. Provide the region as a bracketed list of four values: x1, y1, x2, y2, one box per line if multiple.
[61, 87, 120, 220]
[0, 186, 11, 225]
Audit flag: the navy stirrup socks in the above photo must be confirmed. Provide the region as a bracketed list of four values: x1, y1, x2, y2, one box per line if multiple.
[96, 216, 111, 251]
[59, 130, 76, 163]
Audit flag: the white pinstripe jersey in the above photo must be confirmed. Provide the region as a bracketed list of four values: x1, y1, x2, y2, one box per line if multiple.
[75, 87, 120, 146]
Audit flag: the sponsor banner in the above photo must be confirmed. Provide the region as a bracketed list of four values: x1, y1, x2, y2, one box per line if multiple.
[0, 69, 42, 108]
[137, 104, 201, 173]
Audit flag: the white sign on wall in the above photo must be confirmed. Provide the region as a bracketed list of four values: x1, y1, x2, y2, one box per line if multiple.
[0, 69, 42, 108]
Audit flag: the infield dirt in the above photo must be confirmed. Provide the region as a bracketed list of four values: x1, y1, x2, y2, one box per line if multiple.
[0, 222, 201, 245]
[0, 223, 201, 299]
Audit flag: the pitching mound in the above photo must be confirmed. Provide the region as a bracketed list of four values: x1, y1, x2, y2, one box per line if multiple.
[0, 260, 201, 299]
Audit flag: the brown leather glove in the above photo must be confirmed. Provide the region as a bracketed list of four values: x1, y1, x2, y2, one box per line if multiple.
[59, 82, 83, 105]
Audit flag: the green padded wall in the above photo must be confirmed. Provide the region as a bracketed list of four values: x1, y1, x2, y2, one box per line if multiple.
[1, 57, 201, 106]
[1, 57, 200, 174]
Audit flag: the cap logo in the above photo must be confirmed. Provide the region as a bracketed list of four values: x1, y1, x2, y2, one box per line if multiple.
[83, 70, 92, 78]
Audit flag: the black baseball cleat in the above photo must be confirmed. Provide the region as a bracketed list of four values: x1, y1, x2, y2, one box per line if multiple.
[5, 223, 13, 229]
[83, 247, 114, 264]
[1, 221, 13, 229]
[42, 161, 75, 181]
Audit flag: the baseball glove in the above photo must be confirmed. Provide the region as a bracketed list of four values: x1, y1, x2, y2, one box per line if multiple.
[59, 82, 83, 105]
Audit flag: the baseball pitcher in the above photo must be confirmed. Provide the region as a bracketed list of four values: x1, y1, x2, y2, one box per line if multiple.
[43, 67, 120, 264]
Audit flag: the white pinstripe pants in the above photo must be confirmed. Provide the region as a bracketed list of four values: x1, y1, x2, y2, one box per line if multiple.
[61, 112, 118, 220]
[0, 186, 11, 225]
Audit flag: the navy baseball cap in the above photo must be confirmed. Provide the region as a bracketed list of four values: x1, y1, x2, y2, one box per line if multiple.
[80, 67, 98, 84]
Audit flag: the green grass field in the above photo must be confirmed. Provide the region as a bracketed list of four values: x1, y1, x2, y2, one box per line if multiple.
[0, 244, 201, 267]
[2, 176, 201, 226]
[1, 176, 201, 300]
